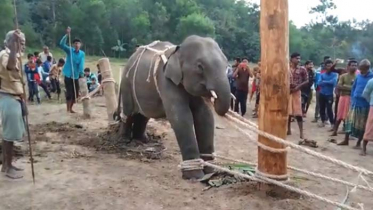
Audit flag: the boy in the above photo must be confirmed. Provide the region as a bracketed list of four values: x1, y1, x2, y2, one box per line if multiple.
[89, 78, 99, 93]
[84, 68, 97, 90]
[49, 58, 65, 99]
[24, 54, 36, 101]
[36, 59, 51, 100]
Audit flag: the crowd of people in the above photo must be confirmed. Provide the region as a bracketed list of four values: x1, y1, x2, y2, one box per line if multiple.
[228, 53, 373, 156]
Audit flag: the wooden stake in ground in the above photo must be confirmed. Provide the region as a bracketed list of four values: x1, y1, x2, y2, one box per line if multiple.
[79, 78, 91, 118]
[98, 58, 117, 125]
[257, 0, 289, 180]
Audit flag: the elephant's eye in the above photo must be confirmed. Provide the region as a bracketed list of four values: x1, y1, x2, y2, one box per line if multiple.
[197, 64, 204, 74]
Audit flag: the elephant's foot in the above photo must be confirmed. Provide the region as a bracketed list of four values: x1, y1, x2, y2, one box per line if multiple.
[133, 133, 149, 143]
[182, 169, 205, 180]
[201, 156, 215, 174]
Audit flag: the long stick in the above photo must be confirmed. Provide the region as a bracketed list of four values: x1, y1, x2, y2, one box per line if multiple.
[13, 0, 35, 184]
[68, 29, 77, 103]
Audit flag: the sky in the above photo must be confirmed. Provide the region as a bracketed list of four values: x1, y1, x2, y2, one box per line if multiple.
[249, 0, 373, 27]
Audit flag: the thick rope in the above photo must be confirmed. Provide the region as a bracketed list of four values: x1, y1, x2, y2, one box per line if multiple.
[203, 161, 361, 210]
[179, 159, 204, 171]
[203, 153, 373, 194]
[225, 113, 373, 176]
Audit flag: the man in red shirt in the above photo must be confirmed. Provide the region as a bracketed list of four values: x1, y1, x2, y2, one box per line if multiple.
[233, 58, 252, 116]
[288, 53, 309, 139]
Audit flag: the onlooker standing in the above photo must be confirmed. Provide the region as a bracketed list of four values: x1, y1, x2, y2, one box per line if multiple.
[361, 74, 373, 155]
[39, 46, 53, 63]
[338, 59, 373, 147]
[313, 56, 332, 123]
[49, 58, 65, 99]
[42, 56, 52, 83]
[0, 30, 26, 179]
[288, 53, 309, 139]
[24, 53, 36, 101]
[233, 58, 252, 116]
[252, 62, 261, 118]
[301, 60, 315, 117]
[228, 58, 240, 110]
[331, 60, 357, 136]
[318, 60, 338, 128]
[59, 27, 85, 113]
[33, 51, 39, 62]
[36, 59, 51, 100]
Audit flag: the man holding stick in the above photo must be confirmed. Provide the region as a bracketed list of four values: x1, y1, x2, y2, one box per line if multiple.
[59, 27, 85, 113]
[0, 30, 26, 179]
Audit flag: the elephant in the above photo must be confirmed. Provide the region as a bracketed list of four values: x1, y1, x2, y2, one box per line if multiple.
[119, 35, 231, 180]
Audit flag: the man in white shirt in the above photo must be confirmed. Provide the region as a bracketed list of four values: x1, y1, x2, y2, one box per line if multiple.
[39, 46, 53, 63]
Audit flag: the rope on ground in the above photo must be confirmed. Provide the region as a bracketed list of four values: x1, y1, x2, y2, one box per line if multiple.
[203, 161, 362, 210]
[225, 113, 373, 176]
[202, 153, 373, 194]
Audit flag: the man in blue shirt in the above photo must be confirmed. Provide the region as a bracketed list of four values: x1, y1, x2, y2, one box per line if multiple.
[318, 60, 338, 127]
[59, 27, 85, 113]
[338, 59, 373, 147]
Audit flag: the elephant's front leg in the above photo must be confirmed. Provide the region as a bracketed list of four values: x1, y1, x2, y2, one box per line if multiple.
[163, 101, 204, 180]
[191, 97, 215, 174]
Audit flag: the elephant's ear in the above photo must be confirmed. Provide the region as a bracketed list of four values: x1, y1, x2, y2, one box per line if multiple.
[164, 46, 182, 85]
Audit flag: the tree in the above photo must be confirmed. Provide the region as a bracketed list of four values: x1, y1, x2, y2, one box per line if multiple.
[176, 13, 215, 41]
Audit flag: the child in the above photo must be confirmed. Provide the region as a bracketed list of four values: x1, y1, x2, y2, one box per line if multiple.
[49, 58, 65, 99]
[89, 77, 99, 93]
[36, 59, 51, 100]
[24, 56, 40, 103]
[84, 68, 97, 90]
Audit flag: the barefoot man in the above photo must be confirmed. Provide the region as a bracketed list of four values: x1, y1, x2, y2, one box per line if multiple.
[331, 60, 357, 136]
[59, 27, 85, 113]
[338, 59, 373, 147]
[361, 75, 373, 155]
[0, 30, 26, 179]
[288, 53, 309, 139]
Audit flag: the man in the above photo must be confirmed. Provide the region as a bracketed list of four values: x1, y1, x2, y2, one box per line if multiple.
[49, 58, 65, 99]
[84, 68, 97, 90]
[0, 30, 26, 179]
[228, 58, 240, 110]
[331, 60, 357, 136]
[36, 59, 51, 100]
[24, 55, 40, 104]
[42, 56, 52, 83]
[318, 60, 338, 128]
[338, 59, 373, 147]
[312, 56, 333, 123]
[59, 27, 85, 113]
[301, 60, 315, 117]
[39, 46, 53, 63]
[288, 53, 308, 139]
[252, 62, 261, 118]
[360, 71, 373, 155]
[233, 58, 252, 116]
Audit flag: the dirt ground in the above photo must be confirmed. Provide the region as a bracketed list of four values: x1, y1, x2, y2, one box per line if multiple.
[1, 96, 373, 210]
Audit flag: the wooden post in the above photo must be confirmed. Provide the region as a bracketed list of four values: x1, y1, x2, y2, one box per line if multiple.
[98, 58, 117, 125]
[257, 0, 289, 180]
[79, 78, 91, 118]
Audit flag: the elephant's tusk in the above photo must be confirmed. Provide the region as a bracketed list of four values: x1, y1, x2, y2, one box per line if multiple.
[210, 90, 218, 99]
[230, 93, 236, 100]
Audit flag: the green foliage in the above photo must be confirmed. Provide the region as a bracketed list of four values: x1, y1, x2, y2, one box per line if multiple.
[0, 0, 372, 63]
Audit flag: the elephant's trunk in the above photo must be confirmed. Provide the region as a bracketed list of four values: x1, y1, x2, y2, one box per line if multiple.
[211, 79, 231, 116]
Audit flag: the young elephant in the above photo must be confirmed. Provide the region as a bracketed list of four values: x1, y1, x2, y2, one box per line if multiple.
[120, 36, 231, 179]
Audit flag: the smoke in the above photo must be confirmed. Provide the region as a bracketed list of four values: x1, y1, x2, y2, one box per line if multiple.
[351, 42, 364, 59]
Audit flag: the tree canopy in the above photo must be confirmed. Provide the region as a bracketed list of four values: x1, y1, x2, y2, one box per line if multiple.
[1, 0, 373, 63]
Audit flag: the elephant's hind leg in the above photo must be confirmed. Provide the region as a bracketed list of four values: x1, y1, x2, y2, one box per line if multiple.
[132, 113, 149, 143]
[191, 97, 215, 174]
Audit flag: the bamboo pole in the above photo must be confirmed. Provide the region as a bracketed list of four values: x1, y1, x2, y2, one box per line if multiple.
[79, 78, 91, 118]
[98, 58, 117, 125]
[257, 0, 289, 180]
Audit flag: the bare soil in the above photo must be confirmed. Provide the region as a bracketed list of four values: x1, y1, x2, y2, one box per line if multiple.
[0, 96, 373, 210]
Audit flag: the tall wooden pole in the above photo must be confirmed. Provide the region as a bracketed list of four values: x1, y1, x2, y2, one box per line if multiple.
[257, 0, 289, 180]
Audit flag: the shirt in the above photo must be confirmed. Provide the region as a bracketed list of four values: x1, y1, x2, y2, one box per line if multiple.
[39, 52, 53, 63]
[362, 78, 373, 106]
[290, 66, 308, 89]
[49, 64, 62, 79]
[338, 73, 356, 96]
[234, 63, 251, 92]
[0, 49, 23, 96]
[85, 72, 97, 85]
[318, 72, 338, 96]
[301, 69, 315, 92]
[59, 35, 85, 79]
[351, 71, 373, 108]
